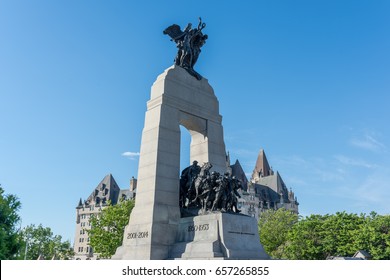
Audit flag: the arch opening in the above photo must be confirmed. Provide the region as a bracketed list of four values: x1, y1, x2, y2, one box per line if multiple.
[179, 125, 191, 172]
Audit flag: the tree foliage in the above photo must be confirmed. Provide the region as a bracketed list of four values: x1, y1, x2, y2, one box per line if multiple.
[258, 208, 298, 259]
[20, 224, 74, 260]
[0, 186, 22, 259]
[88, 199, 134, 259]
[282, 214, 329, 259]
[259, 210, 390, 260]
[354, 212, 390, 260]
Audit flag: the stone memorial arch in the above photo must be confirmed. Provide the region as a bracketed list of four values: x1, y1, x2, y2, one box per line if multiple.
[113, 19, 269, 260]
[113, 65, 227, 259]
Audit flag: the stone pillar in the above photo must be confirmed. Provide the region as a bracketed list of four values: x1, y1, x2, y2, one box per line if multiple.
[113, 65, 227, 259]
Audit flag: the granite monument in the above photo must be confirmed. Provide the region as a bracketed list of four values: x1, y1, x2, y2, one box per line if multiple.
[113, 19, 269, 260]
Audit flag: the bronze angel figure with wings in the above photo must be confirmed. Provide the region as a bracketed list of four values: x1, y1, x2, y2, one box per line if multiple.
[163, 18, 208, 80]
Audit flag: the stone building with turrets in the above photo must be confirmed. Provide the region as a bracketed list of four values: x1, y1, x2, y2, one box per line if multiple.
[228, 149, 299, 220]
[73, 174, 137, 260]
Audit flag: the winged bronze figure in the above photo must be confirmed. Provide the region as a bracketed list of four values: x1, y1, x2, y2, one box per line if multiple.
[163, 18, 208, 80]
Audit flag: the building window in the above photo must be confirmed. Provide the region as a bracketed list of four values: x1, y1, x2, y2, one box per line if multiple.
[86, 247, 89, 253]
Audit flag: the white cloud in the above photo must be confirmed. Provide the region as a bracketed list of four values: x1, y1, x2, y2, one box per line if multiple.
[352, 170, 390, 211]
[121, 151, 140, 160]
[334, 155, 376, 168]
[350, 134, 387, 153]
[273, 155, 345, 183]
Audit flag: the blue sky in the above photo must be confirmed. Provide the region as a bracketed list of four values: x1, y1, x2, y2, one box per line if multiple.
[1, 0, 389, 243]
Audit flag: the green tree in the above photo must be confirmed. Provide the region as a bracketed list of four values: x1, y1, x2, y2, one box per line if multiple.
[284, 212, 364, 260]
[282, 212, 390, 260]
[355, 212, 390, 260]
[0, 186, 22, 259]
[321, 212, 365, 258]
[20, 224, 74, 260]
[260, 210, 390, 260]
[88, 199, 134, 259]
[258, 208, 298, 259]
[283, 214, 329, 259]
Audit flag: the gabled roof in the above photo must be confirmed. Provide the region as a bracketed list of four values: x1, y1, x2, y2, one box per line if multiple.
[230, 159, 248, 191]
[119, 189, 135, 201]
[254, 149, 271, 177]
[254, 171, 291, 203]
[353, 250, 371, 259]
[85, 174, 121, 206]
[254, 184, 279, 202]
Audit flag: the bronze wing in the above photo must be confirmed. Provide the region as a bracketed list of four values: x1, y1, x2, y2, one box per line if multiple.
[163, 24, 185, 42]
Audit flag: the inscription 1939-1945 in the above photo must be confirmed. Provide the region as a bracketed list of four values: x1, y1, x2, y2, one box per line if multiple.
[188, 223, 209, 232]
[127, 231, 149, 239]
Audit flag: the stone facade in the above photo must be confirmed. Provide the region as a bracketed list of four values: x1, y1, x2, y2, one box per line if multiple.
[73, 174, 136, 260]
[170, 212, 269, 259]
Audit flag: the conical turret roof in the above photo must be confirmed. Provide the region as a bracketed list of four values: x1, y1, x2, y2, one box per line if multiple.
[76, 198, 83, 208]
[254, 149, 271, 177]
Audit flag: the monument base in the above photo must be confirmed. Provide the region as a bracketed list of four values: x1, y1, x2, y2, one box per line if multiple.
[169, 212, 270, 260]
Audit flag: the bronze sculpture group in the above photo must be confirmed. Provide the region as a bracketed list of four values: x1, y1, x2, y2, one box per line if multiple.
[164, 18, 245, 215]
[163, 18, 208, 80]
[180, 161, 243, 215]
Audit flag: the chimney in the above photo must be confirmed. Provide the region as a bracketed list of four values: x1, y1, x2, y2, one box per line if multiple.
[130, 177, 137, 192]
